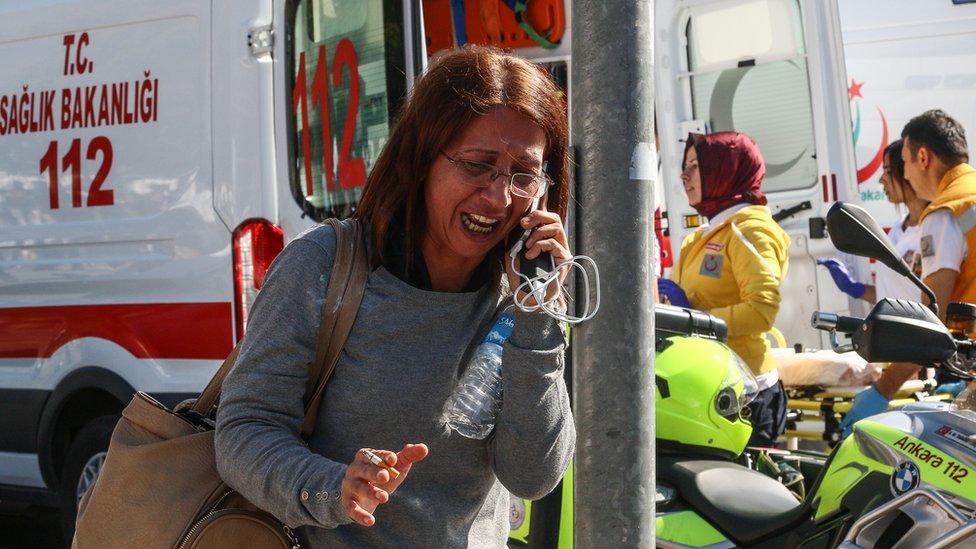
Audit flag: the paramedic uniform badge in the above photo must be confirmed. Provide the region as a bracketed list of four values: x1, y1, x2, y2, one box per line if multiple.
[699, 253, 723, 278]
[920, 235, 935, 258]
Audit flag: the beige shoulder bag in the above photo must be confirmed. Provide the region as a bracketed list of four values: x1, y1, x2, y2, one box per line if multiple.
[72, 218, 369, 549]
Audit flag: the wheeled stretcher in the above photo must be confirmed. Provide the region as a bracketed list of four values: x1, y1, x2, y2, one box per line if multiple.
[783, 379, 954, 448]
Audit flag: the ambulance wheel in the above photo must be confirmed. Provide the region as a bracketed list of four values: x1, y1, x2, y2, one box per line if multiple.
[58, 415, 119, 542]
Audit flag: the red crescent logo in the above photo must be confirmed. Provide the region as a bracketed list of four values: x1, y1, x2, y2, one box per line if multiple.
[857, 108, 889, 184]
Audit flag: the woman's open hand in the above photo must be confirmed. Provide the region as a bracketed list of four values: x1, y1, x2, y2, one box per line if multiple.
[505, 210, 571, 306]
[341, 443, 429, 527]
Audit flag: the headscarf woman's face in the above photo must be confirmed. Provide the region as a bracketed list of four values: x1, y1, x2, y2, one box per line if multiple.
[681, 146, 703, 207]
[681, 132, 767, 219]
[423, 106, 545, 265]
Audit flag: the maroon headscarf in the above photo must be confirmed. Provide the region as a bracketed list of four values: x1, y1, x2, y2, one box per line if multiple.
[685, 132, 768, 219]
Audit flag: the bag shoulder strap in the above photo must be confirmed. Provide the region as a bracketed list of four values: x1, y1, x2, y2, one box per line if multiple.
[192, 344, 240, 415]
[300, 218, 369, 437]
[192, 218, 369, 428]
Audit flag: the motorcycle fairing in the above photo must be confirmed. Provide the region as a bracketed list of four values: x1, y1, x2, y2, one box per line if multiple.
[812, 413, 976, 521]
[656, 509, 732, 548]
[858, 419, 976, 497]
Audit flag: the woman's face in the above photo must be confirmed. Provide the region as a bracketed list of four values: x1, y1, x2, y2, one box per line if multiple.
[424, 106, 546, 265]
[880, 152, 905, 204]
[681, 146, 702, 206]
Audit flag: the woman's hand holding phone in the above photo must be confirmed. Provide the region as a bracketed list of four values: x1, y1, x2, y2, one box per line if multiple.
[505, 209, 571, 307]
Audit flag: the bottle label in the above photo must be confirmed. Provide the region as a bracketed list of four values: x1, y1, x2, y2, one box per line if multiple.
[483, 310, 515, 347]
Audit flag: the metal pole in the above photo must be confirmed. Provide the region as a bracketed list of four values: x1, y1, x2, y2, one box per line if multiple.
[571, 0, 656, 547]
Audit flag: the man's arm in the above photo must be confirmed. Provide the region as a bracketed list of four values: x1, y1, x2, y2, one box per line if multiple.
[923, 268, 959, 322]
[918, 208, 966, 319]
[875, 269, 959, 397]
[875, 363, 920, 398]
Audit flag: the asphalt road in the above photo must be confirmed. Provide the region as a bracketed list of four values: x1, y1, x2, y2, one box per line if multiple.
[0, 507, 65, 549]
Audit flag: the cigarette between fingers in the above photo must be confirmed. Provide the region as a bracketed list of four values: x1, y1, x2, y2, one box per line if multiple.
[361, 449, 400, 479]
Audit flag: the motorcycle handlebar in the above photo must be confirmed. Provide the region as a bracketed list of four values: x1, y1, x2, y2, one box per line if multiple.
[811, 311, 864, 334]
[955, 339, 976, 361]
[813, 306, 974, 379]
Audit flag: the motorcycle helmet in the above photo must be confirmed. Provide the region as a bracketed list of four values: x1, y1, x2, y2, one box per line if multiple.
[655, 335, 759, 458]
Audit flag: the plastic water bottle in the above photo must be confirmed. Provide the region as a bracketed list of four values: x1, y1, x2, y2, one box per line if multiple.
[446, 307, 516, 439]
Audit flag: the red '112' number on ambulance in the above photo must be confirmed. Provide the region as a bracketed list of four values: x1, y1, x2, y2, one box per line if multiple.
[293, 38, 366, 198]
[40, 137, 114, 208]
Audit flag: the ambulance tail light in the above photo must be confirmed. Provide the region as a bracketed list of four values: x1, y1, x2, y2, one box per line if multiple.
[232, 219, 284, 340]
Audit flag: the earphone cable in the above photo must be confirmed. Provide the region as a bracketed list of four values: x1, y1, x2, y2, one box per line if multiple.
[510, 253, 600, 324]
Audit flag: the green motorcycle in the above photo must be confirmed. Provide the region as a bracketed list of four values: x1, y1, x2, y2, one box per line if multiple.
[656, 202, 976, 548]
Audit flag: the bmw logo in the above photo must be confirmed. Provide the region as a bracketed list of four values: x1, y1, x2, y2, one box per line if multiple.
[889, 461, 921, 496]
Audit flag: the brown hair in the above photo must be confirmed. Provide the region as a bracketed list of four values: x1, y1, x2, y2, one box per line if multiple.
[354, 45, 570, 267]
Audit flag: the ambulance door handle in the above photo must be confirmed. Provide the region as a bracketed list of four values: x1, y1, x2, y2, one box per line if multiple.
[772, 200, 812, 223]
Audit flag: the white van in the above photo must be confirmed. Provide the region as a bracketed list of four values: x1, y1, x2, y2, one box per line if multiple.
[655, 0, 976, 351]
[0, 0, 423, 535]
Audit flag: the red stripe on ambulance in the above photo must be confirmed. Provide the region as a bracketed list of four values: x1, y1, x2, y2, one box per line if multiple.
[0, 303, 233, 359]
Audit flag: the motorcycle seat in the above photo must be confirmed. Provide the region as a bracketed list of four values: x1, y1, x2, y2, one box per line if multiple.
[660, 457, 808, 545]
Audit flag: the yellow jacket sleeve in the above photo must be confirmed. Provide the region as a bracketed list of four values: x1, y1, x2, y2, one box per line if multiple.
[708, 219, 788, 338]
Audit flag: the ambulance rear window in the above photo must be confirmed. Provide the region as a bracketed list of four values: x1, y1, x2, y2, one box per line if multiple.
[684, 0, 818, 194]
[287, 0, 406, 221]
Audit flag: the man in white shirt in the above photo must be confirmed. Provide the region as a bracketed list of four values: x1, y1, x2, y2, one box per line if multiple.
[840, 109, 973, 438]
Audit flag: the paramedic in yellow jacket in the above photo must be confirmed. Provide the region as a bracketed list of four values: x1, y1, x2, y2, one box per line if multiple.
[657, 132, 791, 447]
[840, 109, 975, 437]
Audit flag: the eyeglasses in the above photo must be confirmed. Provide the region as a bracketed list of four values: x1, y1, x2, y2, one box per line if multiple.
[441, 152, 549, 199]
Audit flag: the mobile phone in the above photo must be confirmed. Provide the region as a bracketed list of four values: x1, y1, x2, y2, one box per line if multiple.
[508, 197, 555, 281]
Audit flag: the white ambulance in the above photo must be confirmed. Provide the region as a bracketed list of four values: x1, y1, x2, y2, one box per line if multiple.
[3, 0, 976, 543]
[0, 0, 424, 536]
[654, 0, 976, 351]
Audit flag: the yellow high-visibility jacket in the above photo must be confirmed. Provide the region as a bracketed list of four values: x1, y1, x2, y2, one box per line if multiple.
[672, 205, 790, 375]
[918, 163, 976, 304]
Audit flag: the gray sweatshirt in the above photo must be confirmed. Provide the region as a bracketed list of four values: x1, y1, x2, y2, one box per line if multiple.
[214, 223, 574, 547]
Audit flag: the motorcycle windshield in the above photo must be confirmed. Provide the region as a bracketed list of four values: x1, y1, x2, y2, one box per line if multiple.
[723, 351, 760, 411]
[949, 381, 976, 413]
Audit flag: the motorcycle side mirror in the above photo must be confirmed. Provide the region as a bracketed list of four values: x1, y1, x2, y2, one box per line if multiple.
[826, 202, 938, 313]
[853, 299, 956, 364]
